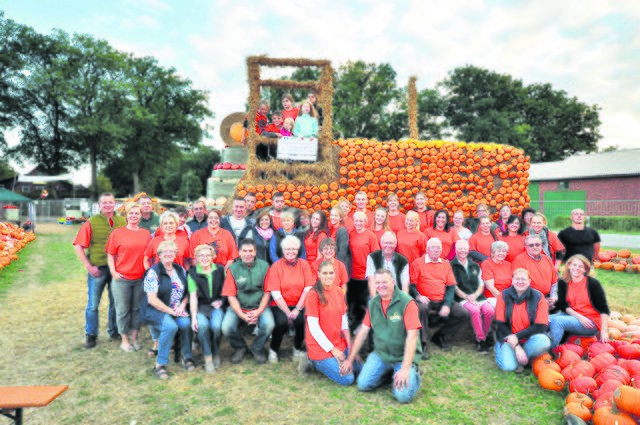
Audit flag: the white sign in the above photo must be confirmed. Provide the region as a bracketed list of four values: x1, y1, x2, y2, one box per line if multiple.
[277, 137, 318, 161]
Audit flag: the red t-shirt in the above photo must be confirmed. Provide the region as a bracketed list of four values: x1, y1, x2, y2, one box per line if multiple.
[348, 229, 380, 280]
[371, 227, 387, 245]
[282, 108, 299, 123]
[409, 256, 456, 301]
[469, 232, 496, 258]
[481, 259, 513, 298]
[363, 297, 421, 331]
[396, 229, 427, 264]
[144, 236, 190, 267]
[311, 257, 349, 289]
[305, 286, 348, 361]
[387, 212, 406, 234]
[265, 123, 281, 133]
[154, 227, 190, 240]
[304, 231, 328, 264]
[349, 210, 375, 228]
[105, 227, 151, 280]
[495, 293, 549, 335]
[501, 234, 526, 263]
[270, 212, 282, 231]
[343, 216, 355, 234]
[566, 277, 602, 329]
[415, 210, 435, 231]
[265, 259, 315, 306]
[189, 228, 238, 266]
[511, 253, 558, 296]
[424, 227, 460, 259]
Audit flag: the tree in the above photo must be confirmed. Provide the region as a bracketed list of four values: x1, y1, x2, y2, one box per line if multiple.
[440, 65, 601, 162]
[158, 145, 220, 200]
[332, 61, 403, 139]
[3, 26, 79, 174]
[103, 55, 212, 195]
[0, 158, 16, 179]
[66, 34, 129, 200]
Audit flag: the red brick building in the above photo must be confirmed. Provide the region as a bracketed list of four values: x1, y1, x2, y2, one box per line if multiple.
[528, 149, 640, 222]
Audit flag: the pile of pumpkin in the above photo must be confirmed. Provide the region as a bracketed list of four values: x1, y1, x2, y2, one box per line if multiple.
[236, 139, 530, 217]
[0, 222, 36, 270]
[534, 313, 640, 424]
[594, 249, 640, 273]
[118, 192, 166, 214]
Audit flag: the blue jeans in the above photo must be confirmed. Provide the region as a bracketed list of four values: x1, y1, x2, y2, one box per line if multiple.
[85, 266, 118, 337]
[310, 348, 361, 386]
[495, 333, 551, 372]
[549, 313, 598, 348]
[222, 308, 274, 352]
[357, 351, 421, 403]
[151, 314, 193, 366]
[196, 309, 225, 357]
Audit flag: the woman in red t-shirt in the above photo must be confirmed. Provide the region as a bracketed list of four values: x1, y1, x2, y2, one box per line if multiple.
[468, 217, 496, 263]
[424, 209, 459, 260]
[386, 193, 405, 234]
[144, 211, 190, 269]
[396, 211, 427, 264]
[304, 211, 329, 264]
[107, 203, 151, 352]
[311, 238, 349, 290]
[189, 210, 238, 268]
[501, 215, 526, 263]
[370, 207, 390, 244]
[549, 255, 610, 348]
[413, 191, 434, 230]
[302, 261, 356, 385]
[481, 240, 512, 304]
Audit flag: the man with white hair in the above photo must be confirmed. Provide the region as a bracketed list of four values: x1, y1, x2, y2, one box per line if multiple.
[365, 231, 409, 296]
[557, 208, 601, 264]
[409, 237, 469, 359]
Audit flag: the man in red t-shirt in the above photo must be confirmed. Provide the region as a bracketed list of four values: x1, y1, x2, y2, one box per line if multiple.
[409, 238, 469, 358]
[73, 193, 125, 348]
[512, 235, 558, 308]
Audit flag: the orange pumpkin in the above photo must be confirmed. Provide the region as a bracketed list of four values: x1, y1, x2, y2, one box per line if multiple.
[592, 405, 636, 425]
[613, 385, 640, 415]
[563, 402, 592, 422]
[539, 368, 565, 392]
[566, 392, 594, 409]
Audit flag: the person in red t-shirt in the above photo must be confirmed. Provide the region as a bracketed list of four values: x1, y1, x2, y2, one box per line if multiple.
[106, 203, 151, 352]
[263, 111, 283, 137]
[469, 217, 498, 263]
[512, 235, 558, 307]
[348, 211, 380, 331]
[481, 241, 512, 304]
[413, 191, 435, 230]
[265, 235, 315, 363]
[350, 191, 374, 227]
[304, 211, 330, 264]
[311, 238, 349, 290]
[281, 93, 299, 123]
[370, 207, 391, 244]
[301, 261, 356, 385]
[328, 206, 352, 275]
[386, 193, 406, 234]
[144, 211, 190, 269]
[424, 209, 459, 260]
[409, 237, 469, 358]
[189, 210, 238, 268]
[495, 268, 551, 373]
[549, 255, 610, 348]
[500, 215, 526, 263]
[396, 211, 427, 264]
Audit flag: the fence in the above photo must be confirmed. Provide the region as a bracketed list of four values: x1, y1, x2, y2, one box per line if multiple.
[0, 199, 91, 224]
[534, 200, 640, 231]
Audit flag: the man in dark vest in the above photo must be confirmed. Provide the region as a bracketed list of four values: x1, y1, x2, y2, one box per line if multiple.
[365, 231, 409, 296]
[138, 195, 160, 234]
[187, 198, 208, 234]
[73, 193, 126, 348]
[220, 197, 254, 245]
[221, 238, 275, 364]
[494, 268, 551, 373]
[342, 269, 422, 403]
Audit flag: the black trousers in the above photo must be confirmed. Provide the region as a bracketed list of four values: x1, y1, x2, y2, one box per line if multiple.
[417, 300, 469, 347]
[346, 278, 369, 331]
[270, 305, 305, 353]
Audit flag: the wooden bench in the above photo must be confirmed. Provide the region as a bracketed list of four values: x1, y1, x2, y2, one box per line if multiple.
[0, 385, 68, 425]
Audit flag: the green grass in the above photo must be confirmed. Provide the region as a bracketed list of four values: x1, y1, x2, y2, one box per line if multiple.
[0, 224, 637, 424]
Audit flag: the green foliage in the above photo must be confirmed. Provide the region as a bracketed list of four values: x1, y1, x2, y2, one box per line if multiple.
[0, 158, 16, 179]
[590, 216, 640, 232]
[263, 67, 321, 113]
[95, 173, 113, 194]
[440, 66, 601, 162]
[157, 145, 220, 201]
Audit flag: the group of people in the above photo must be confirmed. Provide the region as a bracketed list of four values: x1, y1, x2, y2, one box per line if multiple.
[74, 191, 610, 402]
[242, 93, 322, 161]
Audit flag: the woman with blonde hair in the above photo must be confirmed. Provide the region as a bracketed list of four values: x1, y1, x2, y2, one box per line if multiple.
[396, 211, 427, 264]
[549, 254, 610, 348]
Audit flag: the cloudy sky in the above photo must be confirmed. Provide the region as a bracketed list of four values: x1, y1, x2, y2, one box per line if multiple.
[2, 0, 639, 184]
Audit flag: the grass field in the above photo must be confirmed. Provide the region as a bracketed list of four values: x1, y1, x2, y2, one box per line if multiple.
[1, 224, 638, 424]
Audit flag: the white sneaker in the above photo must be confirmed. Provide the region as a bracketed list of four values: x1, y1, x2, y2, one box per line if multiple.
[268, 349, 279, 363]
[205, 359, 216, 374]
[292, 348, 303, 358]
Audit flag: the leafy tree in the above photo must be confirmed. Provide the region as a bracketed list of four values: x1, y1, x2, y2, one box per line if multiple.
[95, 173, 113, 194]
[66, 34, 129, 200]
[103, 55, 212, 195]
[158, 145, 220, 200]
[332, 61, 402, 139]
[0, 158, 16, 179]
[440, 65, 600, 162]
[3, 27, 79, 174]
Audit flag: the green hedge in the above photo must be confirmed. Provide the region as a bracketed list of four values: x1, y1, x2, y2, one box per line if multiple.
[552, 216, 640, 232]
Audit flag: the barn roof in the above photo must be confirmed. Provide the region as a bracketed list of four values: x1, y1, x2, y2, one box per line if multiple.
[528, 149, 640, 181]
